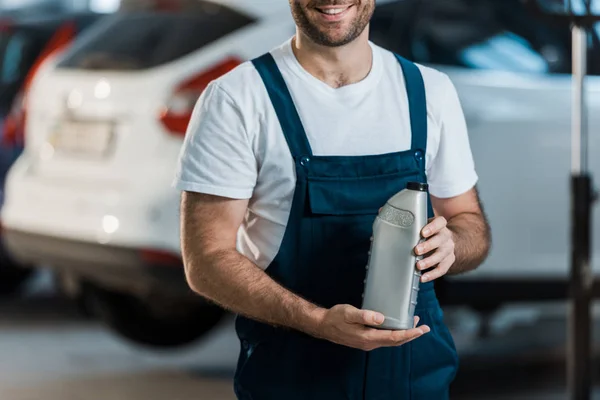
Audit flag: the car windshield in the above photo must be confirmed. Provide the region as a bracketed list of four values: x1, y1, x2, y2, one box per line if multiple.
[416, 0, 575, 73]
[371, 0, 589, 75]
[57, 3, 254, 71]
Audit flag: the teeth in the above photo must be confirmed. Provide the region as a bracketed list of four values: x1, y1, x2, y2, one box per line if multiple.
[322, 8, 345, 15]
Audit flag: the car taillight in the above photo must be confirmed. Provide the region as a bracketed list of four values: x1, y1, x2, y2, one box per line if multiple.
[2, 93, 25, 148]
[159, 57, 241, 136]
[2, 115, 16, 147]
[2, 113, 22, 147]
[0, 20, 12, 32]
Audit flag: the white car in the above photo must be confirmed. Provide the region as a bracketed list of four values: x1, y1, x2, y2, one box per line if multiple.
[2, 0, 598, 347]
[1, 0, 297, 347]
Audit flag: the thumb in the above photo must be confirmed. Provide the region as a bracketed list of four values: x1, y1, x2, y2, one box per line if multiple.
[345, 307, 385, 326]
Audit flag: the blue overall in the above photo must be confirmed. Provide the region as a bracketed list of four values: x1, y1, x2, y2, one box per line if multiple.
[233, 53, 459, 400]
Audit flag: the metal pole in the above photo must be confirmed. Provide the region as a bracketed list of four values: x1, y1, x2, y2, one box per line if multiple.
[571, 26, 588, 175]
[568, 24, 593, 400]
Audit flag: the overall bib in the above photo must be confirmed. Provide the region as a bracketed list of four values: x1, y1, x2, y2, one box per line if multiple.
[234, 53, 459, 400]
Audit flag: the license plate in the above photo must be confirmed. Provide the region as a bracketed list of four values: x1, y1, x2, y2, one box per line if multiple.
[49, 121, 114, 157]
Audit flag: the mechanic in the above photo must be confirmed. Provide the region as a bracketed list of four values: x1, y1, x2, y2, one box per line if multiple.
[175, 0, 491, 398]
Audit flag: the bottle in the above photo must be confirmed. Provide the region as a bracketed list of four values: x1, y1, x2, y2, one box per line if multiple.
[361, 181, 429, 330]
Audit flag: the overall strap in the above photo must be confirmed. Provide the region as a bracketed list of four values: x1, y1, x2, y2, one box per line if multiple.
[394, 54, 428, 154]
[394, 54, 434, 218]
[252, 53, 313, 158]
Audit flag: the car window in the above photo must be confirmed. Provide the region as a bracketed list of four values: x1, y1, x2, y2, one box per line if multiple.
[371, 0, 575, 75]
[57, 3, 254, 71]
[0, 32, 30, 84]
[458, 32, 550, 73]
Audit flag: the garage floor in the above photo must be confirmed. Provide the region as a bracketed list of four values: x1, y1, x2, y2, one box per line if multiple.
[3, 273, 600, 400]
[0, 295, 237, 399]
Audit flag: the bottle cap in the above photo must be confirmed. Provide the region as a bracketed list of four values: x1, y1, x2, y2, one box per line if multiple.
[406, 182, 428, 192]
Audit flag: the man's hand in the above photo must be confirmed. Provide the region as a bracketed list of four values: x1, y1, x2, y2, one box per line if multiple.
[310, 305, 430, 351]
[414, 216, 455, 283]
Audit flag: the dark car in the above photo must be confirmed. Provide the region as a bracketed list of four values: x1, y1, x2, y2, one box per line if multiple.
[0, 12, 103, 296]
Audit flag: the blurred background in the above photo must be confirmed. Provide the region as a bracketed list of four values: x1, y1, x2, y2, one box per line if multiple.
[1, 0, 600, 398]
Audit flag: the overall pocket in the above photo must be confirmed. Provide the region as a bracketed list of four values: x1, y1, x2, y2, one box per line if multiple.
[306, 171, 420, 216]
[234, 318, 281, 400]
[234, 335, 288, 400]
[235, 331, 366, 400]
[409, 306, 459, 400]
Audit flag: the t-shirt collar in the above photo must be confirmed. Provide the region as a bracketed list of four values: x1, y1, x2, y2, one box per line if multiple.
[278, 36, 384, 98]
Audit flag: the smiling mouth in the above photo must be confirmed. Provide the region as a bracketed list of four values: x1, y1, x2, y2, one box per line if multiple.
[315, 5, 353, 15]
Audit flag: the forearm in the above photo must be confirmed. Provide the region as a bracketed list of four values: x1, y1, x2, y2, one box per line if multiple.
[184, 249, 324, 336]
[446, 212, 491, 275]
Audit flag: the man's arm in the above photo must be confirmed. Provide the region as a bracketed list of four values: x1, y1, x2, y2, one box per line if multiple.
[415, 186, 491, 282]
[432, 186, 491, 275]
[180, 191, 428, 350]
[180, 191, 322, 335]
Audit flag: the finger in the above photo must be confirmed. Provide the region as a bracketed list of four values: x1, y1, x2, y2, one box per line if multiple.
[367, 326, 429, 347]
[361, 328, 405, 347]
[421, 254, 455, 283]
[390, 326, 430, 344]
[345, 307, 385, 326]
[415, 233, 444, 256]
[413, 316, 420, 328]
[416, 245, 452, 270]
[421, 217, 447, 238]
[363, 321, 430, 348]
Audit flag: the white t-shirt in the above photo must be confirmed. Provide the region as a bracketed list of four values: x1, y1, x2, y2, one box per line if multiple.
[174, 38, 478, 269]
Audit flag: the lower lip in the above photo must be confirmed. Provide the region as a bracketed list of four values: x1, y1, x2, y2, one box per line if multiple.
[315, 6, 353, 22]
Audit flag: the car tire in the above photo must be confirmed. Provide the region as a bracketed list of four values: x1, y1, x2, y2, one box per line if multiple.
[84, 283, 225, 348]
[0, 246, 32, 296]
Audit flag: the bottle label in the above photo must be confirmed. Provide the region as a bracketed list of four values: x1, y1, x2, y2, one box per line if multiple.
[379, 207, 415, 227]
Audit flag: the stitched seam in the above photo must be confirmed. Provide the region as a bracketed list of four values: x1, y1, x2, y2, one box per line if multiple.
[363, 352, 369, 400]
[408, 341, 413, 399]
[307, 171, 420, 182]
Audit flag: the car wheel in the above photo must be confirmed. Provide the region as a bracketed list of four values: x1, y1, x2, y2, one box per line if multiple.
[0, 247, 32, 296]
[84, 283, 225, 348]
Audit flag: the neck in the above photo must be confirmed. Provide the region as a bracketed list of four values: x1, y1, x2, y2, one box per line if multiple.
[291, 28, 373, 89]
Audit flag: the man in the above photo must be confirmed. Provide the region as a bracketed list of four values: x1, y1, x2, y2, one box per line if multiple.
[174, 0, 491, 398]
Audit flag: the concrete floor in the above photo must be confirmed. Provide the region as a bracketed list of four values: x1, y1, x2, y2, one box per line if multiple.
[3, 273, 600, 399]
[0, 294, 239, 399]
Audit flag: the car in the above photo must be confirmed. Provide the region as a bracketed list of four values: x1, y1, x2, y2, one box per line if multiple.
[0, 12, 103, 296]
[1, 0, 296, 348]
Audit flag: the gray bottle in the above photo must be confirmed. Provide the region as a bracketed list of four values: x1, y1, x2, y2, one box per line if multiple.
[362, 181, 429, 330]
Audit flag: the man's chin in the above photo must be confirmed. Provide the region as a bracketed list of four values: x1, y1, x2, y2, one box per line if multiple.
[312, 30, 355, 47]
